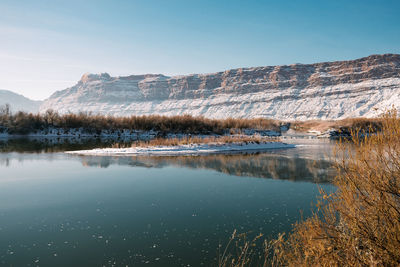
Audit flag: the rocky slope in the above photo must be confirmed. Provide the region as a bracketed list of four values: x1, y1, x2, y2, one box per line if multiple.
[0, 90, 42, 113]
[40, 54, 400, 120]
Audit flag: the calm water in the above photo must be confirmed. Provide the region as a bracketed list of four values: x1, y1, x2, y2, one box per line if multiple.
[0, 139, 335, 266]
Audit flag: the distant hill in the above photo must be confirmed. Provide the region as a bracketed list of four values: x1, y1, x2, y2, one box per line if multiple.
[39, 54, 400, 120]
[0, 90, 42, 113]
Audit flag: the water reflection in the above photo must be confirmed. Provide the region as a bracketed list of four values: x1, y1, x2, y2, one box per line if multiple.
[78, 152, 336, 183]
[0, 138, 337, 183]
[0, 137, 133, 153]
[0, 139, 336, 266]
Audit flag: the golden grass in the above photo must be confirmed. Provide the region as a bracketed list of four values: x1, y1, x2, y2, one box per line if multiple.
[0, 106, 280, 135]
[291, 118, 383, 133]
[128, 135, 277, 148]
[1, 103, 384, 136]
[219, 109, 400, 266]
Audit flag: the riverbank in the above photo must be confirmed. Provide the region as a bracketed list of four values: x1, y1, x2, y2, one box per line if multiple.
[66, 141, 295, 156]
[1, 109, 383, 140]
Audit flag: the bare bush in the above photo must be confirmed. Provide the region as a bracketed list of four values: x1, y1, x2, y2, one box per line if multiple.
[128, 135, 273, 148]
[0, 108, 281, 135]
[219, 109, 400, 266]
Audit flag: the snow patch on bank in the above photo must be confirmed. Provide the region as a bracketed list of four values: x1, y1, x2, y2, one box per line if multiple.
[66, 142, 295, 156]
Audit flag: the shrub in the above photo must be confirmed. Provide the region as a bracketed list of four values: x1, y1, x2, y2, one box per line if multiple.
[219, 109, 400, 266]
[277, 110, 400, 266]
[128, 135, 274, 148]
[0, 106, 281, 135]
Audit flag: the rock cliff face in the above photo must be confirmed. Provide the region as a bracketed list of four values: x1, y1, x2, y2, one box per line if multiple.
[40, 54, 400, 120]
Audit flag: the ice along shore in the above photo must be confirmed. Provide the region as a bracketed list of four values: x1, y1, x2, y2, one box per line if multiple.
[66, 142, 295, 156]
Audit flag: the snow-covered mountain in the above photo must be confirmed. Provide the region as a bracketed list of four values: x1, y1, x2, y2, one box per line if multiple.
[0, 90, 42, 113]
[40, 54, 400, 120]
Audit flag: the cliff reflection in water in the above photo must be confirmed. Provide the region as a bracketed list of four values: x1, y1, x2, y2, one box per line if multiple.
[0, 138, 337, 183]
[78, 152, 336, 183]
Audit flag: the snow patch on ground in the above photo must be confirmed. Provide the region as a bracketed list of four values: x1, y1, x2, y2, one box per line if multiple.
[66, 142, 295, 156]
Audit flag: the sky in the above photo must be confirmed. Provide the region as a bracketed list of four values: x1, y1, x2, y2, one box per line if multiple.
[0, 0, 399, 100]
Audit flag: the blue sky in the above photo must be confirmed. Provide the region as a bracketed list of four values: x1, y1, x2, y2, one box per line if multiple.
[0, 0, 399, 100]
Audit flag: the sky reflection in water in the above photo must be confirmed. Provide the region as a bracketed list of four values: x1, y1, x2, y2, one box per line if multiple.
[0, 139, 336, 266]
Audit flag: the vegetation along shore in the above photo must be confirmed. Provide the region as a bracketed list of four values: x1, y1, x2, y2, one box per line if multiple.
[0, 104, 385, 140]
[218, 110, 400, 266]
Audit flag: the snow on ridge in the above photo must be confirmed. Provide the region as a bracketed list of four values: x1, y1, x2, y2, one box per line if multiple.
[0, 89, 42, 113]
[40, 78, 400, 120]
[39, 54, 400, 120]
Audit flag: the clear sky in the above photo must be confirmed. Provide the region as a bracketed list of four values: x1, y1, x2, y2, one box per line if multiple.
[0, 0, 399, 100]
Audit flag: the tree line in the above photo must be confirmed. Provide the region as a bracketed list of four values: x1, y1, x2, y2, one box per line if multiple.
[0, 104, 280, 135]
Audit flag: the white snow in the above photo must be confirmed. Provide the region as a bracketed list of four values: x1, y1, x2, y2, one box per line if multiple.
[66, 142, 295, 156]
[0, 90, 42, 113]
[39, 75, 400, 121]
[0, 127, 159, 139]
[1, 54, 392, 121]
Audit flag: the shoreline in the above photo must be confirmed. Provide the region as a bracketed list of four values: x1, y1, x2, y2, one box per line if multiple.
[66, 142, 295, 156]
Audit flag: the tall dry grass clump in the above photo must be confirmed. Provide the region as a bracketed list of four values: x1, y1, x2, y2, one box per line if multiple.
[128, 135, 272, 148]
[0, 105, 280, 135]
[219, 110, 400, 266]
[290, 118, 383, 133]
[276, 110, 400, 266]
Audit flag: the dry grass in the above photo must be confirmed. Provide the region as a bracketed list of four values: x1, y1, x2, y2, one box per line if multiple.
[218, 230, 286, 267]
[219, 109, 400, 266]
[1, 104, 384, 136]
[291, 118, 383, 133]
[0, 105, 280, 135]
[126, 135, 276, 148]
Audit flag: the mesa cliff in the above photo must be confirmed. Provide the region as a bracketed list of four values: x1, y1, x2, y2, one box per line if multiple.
[40, 54, 400, 120]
